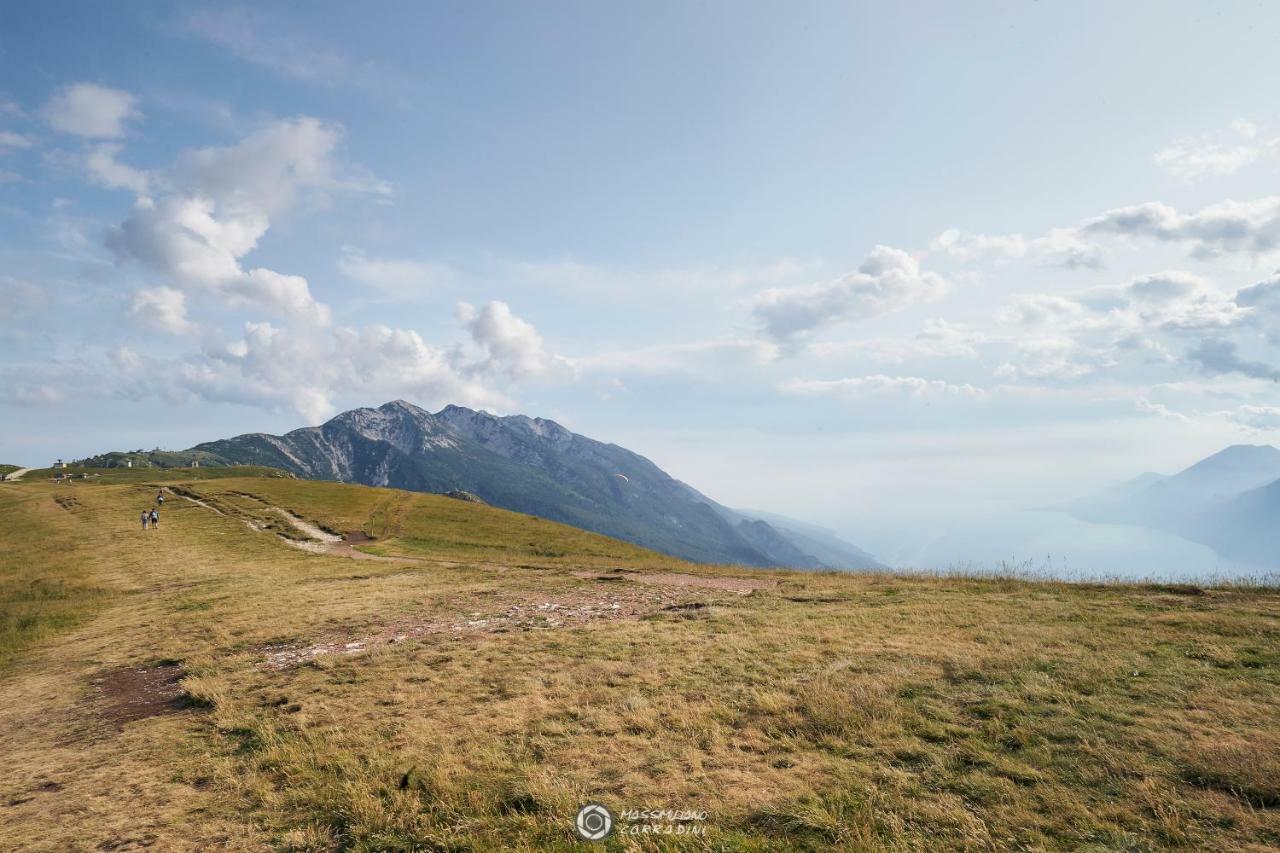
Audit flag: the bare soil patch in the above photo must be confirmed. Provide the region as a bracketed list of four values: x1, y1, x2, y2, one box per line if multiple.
[89, 664, 197, 726]
[259, 583, 719, 670]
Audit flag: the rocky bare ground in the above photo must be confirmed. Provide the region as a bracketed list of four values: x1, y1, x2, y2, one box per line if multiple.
[257, 580, 748, 670]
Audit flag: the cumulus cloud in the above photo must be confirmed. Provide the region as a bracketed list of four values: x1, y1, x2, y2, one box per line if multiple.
[179, 116, 389, 211]
[459, 300, 573, 380]
[781, 374, 986, 401]
[176, 320, 507, 424]
[939, 194, 1280, 278]
[987, 269, 1258, 385]
[1125, 271, 1202, 303]
[994, 334, 1103, 382]
[85, 143, 150, 193]
[1234, 272, 1280, 342]
[43, 83, 140, 138]
[1187, 339, 1280, 382]
[1082, 197, 1280, 259]
[74, 115, 570, 422]
[752, 246, 948, 345]
[1154, 119, 1280, 181]
[21, 301, 562, 425]
[172, 303, 567, 423]
[931, 227, 1104, 270]
[129, 287, 196, 335]
[995, 294, 1085, 326]
[338, 247, 454, 298]
[104, 118, 389, 325]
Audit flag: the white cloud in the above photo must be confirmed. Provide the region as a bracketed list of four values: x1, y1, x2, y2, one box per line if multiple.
[1187, 338, 1280, 382]
[1082, 196, 1280, 259]
[459, 300, 573, 380]
[85, 143, 150, 193]
[1224, 404, 1280, 431]
[752, 245, 948, 345]
[173, 314, 529, 424]
[338, 247, 454, 298]
[1135, 397, 1193, 423]
[180, 116, 389, 211]
[1234, 272, 1280, 342]
[1129, 273, 1246, 331]
[988, 269, 1255, 386]
[57, 114, 572, 424]
[931, 227, 1104, 270]
[104, 118, 388, 325]
[994, 333, 1102, 382]
[0, 130, 33, 150]
[19, 309, 551, 426]
[1124, 271, 1203, 304]
[996, 294, 1085, 326]
[43, 83, 140, 139]
[129, 286, 196, 335]
[1153, 119, 1280, 181]
[781, 374, 987, 400]
[182, 321, 483, 423]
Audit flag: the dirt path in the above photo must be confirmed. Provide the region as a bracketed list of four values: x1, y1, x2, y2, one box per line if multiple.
[178, 489, 407, 562]
[2, 467, 33, 482]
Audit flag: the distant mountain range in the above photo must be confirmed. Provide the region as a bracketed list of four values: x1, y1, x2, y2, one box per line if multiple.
[79, 400, 884, 571]
[1072, 444, 1280, 568]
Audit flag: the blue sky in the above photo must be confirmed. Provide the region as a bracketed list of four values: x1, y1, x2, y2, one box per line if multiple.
[3, 1, 1280, 549]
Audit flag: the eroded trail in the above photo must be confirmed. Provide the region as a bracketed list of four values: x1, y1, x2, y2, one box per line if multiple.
[175, 486, 409, 562]
[2, 467, 33, 482]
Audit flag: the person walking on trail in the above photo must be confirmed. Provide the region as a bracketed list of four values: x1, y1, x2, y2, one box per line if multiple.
[156, 490, 164, 507]
[140, 510, 149, 531]
[150, 508, 159, 529]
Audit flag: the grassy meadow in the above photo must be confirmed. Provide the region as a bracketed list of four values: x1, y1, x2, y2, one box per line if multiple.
[1, 469, 1278, 851]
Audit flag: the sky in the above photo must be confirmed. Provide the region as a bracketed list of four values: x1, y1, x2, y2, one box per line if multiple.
[3, 1, 1280, 558]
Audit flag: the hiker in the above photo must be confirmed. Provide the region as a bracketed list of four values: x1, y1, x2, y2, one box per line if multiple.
[156, 490, 164, 507]
[141, 510, 148, 531]
[150, 508, 159, 529]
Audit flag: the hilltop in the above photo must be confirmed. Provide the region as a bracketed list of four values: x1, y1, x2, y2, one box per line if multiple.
[1, 470, 1278, 849]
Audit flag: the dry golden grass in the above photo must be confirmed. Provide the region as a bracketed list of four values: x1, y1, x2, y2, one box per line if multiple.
[1, 471, 1278, 851]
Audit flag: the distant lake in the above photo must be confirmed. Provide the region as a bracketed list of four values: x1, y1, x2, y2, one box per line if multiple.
[855, 508, 1276, 584]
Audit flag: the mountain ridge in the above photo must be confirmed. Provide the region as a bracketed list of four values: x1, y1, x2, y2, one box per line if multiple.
[79, 400, 885, 571]
[1072, 443, 1280, 569]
